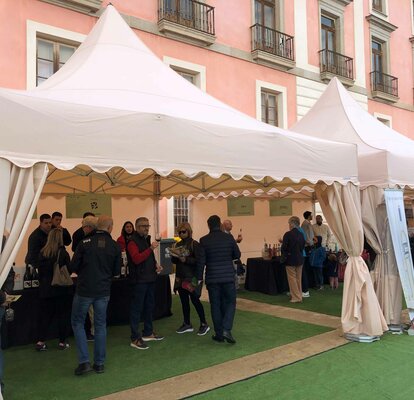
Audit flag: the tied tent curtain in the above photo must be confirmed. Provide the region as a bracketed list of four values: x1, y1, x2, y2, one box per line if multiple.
[315, 182, 387, 336]
[362, 187, 402, 325]
[0, 160, 48, 287]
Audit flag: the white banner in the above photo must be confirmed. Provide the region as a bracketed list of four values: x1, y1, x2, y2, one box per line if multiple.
[384, 190, 414, 319]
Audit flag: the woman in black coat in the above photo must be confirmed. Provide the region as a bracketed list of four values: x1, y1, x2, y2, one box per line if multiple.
[36, 228, 73, 351]
[171, 222, 210, 336]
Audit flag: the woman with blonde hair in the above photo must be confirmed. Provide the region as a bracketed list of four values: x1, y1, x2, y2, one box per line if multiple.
[36, 228, 72, 351]
[171, 222, 210, 336]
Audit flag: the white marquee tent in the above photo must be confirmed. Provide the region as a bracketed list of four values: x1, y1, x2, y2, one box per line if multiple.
[292, 77, 414, 331]
[0, 6, 386, 336]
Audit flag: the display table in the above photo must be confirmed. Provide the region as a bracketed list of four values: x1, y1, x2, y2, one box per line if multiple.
[1, 275, 172, 348]
[244, 257, 288, 295]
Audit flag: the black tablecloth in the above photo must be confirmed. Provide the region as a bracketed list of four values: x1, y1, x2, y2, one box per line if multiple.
[2, 275, 172, 348]
[244, 257, 288, 295]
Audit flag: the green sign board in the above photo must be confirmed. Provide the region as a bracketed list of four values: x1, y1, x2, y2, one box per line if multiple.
[227, 197, 254, 217]
[66, 194, 112, 218]
[269, 199, 292, 216]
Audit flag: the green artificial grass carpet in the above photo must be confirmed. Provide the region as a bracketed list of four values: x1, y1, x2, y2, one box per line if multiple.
[192, 332, 413, 400]
[4, 296, 330, 400]
[237, 284, 343, 317]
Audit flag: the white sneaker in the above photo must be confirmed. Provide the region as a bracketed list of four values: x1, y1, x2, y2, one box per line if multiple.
[302, 291, 310, 298]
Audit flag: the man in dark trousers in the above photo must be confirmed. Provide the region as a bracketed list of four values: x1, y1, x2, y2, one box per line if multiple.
[127, 217, 163, 351]
[70, 216, 121, 376]
[25, 213, 52, 267]
[200, 215, 241, 344]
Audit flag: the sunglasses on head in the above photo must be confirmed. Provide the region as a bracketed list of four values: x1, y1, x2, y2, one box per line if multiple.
[178, 230, 187, 234]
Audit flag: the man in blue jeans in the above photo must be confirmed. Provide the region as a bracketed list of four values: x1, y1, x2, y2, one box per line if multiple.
[70, 216, 121, 376]
[200, 215, 241, 344]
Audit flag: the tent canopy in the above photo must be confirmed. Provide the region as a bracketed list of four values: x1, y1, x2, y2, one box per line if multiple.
[0, 6, 358, 197]
[292, 78, 414, 189]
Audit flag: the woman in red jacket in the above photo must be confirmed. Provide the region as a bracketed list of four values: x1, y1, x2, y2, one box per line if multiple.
[117, 221, 135, 251]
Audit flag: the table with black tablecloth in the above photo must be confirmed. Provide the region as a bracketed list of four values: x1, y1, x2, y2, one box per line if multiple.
[1, 275, 172, 348]
[244, 257, 288, 295]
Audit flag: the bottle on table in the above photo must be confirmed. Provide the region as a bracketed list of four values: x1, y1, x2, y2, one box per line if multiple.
[31, 266, 39, 288]
[23, 265, 32, 289]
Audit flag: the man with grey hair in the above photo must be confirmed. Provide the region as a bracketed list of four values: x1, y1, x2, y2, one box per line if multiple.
[70, 216, 121, 376]
[282, 216, 305, 303]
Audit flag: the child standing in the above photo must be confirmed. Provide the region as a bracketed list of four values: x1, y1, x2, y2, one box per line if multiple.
[309, 236, 326, 290]
[326, 253, 339, 289]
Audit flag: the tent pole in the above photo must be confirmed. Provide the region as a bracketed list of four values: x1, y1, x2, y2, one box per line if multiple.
[153, 174, 161, 235]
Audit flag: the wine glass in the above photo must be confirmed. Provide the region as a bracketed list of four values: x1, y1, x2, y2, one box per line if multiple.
[155, 233, 161, 243]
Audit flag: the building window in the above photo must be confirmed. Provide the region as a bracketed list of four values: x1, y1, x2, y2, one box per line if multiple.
[163, 56, 206, 91]
[321, 15, 336, 52]
[261, 90, 279, 126]
[372, 0, 383, 13]
[256, 80, 287, 128]
[374, 113, 392, 128]
[172, 68, 196, 85]
[173, 196, 189, 234]
[371, 39, 383, 74]
[36, 38, 77, 86]
[255, 0, 276, 30]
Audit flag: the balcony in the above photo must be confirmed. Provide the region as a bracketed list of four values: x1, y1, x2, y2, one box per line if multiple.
[250, 24, 295, 70]
[318, 49, 354, 86]
[158, 0, 215, 46]
[370, 71, 399, 103]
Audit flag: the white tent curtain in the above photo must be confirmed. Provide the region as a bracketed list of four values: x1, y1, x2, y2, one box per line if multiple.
[315, 182, 388, 336]
[0, 160, 48, 287]
[362, 187, 402, 325]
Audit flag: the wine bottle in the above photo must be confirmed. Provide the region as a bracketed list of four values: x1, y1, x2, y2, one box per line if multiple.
[31, 266, 39, 288]
[23, 265, 32, 289]
[120, 251, 127, 277]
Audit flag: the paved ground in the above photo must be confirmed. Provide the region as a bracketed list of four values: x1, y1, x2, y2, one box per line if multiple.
[96, 298, 348, 400]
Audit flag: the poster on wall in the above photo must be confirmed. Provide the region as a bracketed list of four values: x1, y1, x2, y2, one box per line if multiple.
[384, 190, 414, 316]
[269, 199, 292, 216]
[66, 194, 112, 218]
[227, 197, 254, 216]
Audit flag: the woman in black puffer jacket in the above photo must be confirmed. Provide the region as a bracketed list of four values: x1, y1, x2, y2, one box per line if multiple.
[171, 222, 210, 336]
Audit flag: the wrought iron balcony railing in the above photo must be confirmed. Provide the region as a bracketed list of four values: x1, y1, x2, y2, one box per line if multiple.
[370, 70, 398, 97]
[250, 24, 294, 61]
[319, 49, 354, 80]
[158, 0, 215, 35]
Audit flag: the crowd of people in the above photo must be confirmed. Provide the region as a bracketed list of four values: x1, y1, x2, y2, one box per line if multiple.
[281, 211, 341, 304]
[21, 212, 241, 376]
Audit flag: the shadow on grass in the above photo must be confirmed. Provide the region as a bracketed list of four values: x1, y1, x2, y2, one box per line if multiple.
[4, 296, 331, 400]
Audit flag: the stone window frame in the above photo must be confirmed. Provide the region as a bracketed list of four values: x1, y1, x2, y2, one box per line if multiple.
[256, 80, 287, 129]
[27, 20, 86, 89]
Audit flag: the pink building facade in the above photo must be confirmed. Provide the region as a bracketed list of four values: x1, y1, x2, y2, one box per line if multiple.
[2, 0, 414, 261]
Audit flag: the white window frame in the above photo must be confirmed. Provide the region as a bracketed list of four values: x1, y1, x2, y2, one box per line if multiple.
[374, 112, 392, 128]
[411, 0, 414, 36]
[27, 20, 85, 89]
[256, 80, 287, 129]
[163, 56, 206, 91]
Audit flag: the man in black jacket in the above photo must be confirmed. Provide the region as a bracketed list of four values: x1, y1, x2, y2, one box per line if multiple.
[127, 217, 163, 350]
[51, 211, 72, 247]
[25, 213, 52, 267]
[72, 212, 96, 252]
[200, 215, 241, 344]
[70, 216, 121, 376]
